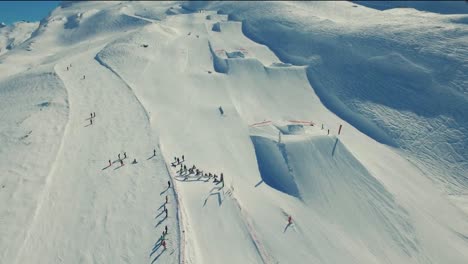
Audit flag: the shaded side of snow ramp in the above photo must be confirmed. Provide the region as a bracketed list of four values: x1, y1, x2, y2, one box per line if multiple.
[251, 133, 422, 259]
[251, 135, 301, 199]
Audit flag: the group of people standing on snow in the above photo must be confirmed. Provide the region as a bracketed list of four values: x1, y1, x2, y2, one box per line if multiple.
[159, 183, 171, 251]
[105, 148, 157, 168]
[171, 155, 224, 185]
[89, 112, 96, 125]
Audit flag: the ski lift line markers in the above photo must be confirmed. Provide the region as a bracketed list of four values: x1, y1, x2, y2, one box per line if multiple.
[249, 120, 272, 127]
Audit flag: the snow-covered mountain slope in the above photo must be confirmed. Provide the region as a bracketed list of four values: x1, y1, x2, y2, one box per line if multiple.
[0, 21, 38, 56]
[0, 1, 467, 264]
[194, 1, 468, 195]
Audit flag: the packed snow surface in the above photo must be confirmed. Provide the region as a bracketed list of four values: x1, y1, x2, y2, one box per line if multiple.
[0, 1, 467, 264]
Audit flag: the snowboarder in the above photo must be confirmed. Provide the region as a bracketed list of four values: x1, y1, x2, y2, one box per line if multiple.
[168, 181, 171, 188]
[124, 152, 127, 159]
[219, 106, 224, 115]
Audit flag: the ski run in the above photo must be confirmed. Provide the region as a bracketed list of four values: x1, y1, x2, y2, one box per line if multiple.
[0, 1, 467, 264]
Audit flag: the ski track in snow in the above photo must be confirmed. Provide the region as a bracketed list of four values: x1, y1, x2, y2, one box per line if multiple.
[13, 66, 72, 264]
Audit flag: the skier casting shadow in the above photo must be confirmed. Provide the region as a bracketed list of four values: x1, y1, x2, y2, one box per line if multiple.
[151, 248, 166, 264]
[203, 186, 223, 207]
[154, 215, 167, 228]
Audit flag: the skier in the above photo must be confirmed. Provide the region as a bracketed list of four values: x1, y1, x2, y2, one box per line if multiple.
[288, 215, 292, 225]
[90, 119, 93, 125]
[90, 113, 93, 118]
[83, 75, 86, 80]
[168, 181, 171, 188]
[132, 158, 137, 164]
[162, 240, 166, 250]
[213, 174, 218, 183]
[124, 152, 127, 159]
[220, 173, 224, 183]
[165, 195, 168, 204]
[108, 159, 111, 166]
[182, 155, 184, 161]
[154, 149, 156, 156]
[120, 159, 124, 166]
[165, 207, 168, 218]
[176, 157, 180, 164]
[219, 106, 224, 115]
[118, 153, 121, 160]
[93, 112, 96, 118]
[66, 66, 69, 71]
[165, 225, 168, 235]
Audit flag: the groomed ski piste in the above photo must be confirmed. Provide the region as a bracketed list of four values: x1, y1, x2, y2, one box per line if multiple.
[0, 1, 467, 264]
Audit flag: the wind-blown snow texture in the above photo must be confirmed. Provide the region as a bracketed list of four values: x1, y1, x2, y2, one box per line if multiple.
[0, 1, 467, 264]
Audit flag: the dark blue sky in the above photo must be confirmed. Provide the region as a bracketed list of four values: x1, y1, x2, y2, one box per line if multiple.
[0, 1, 59, 25]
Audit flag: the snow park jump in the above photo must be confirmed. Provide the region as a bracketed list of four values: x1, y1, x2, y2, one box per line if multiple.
[0, 1, 467, 264]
